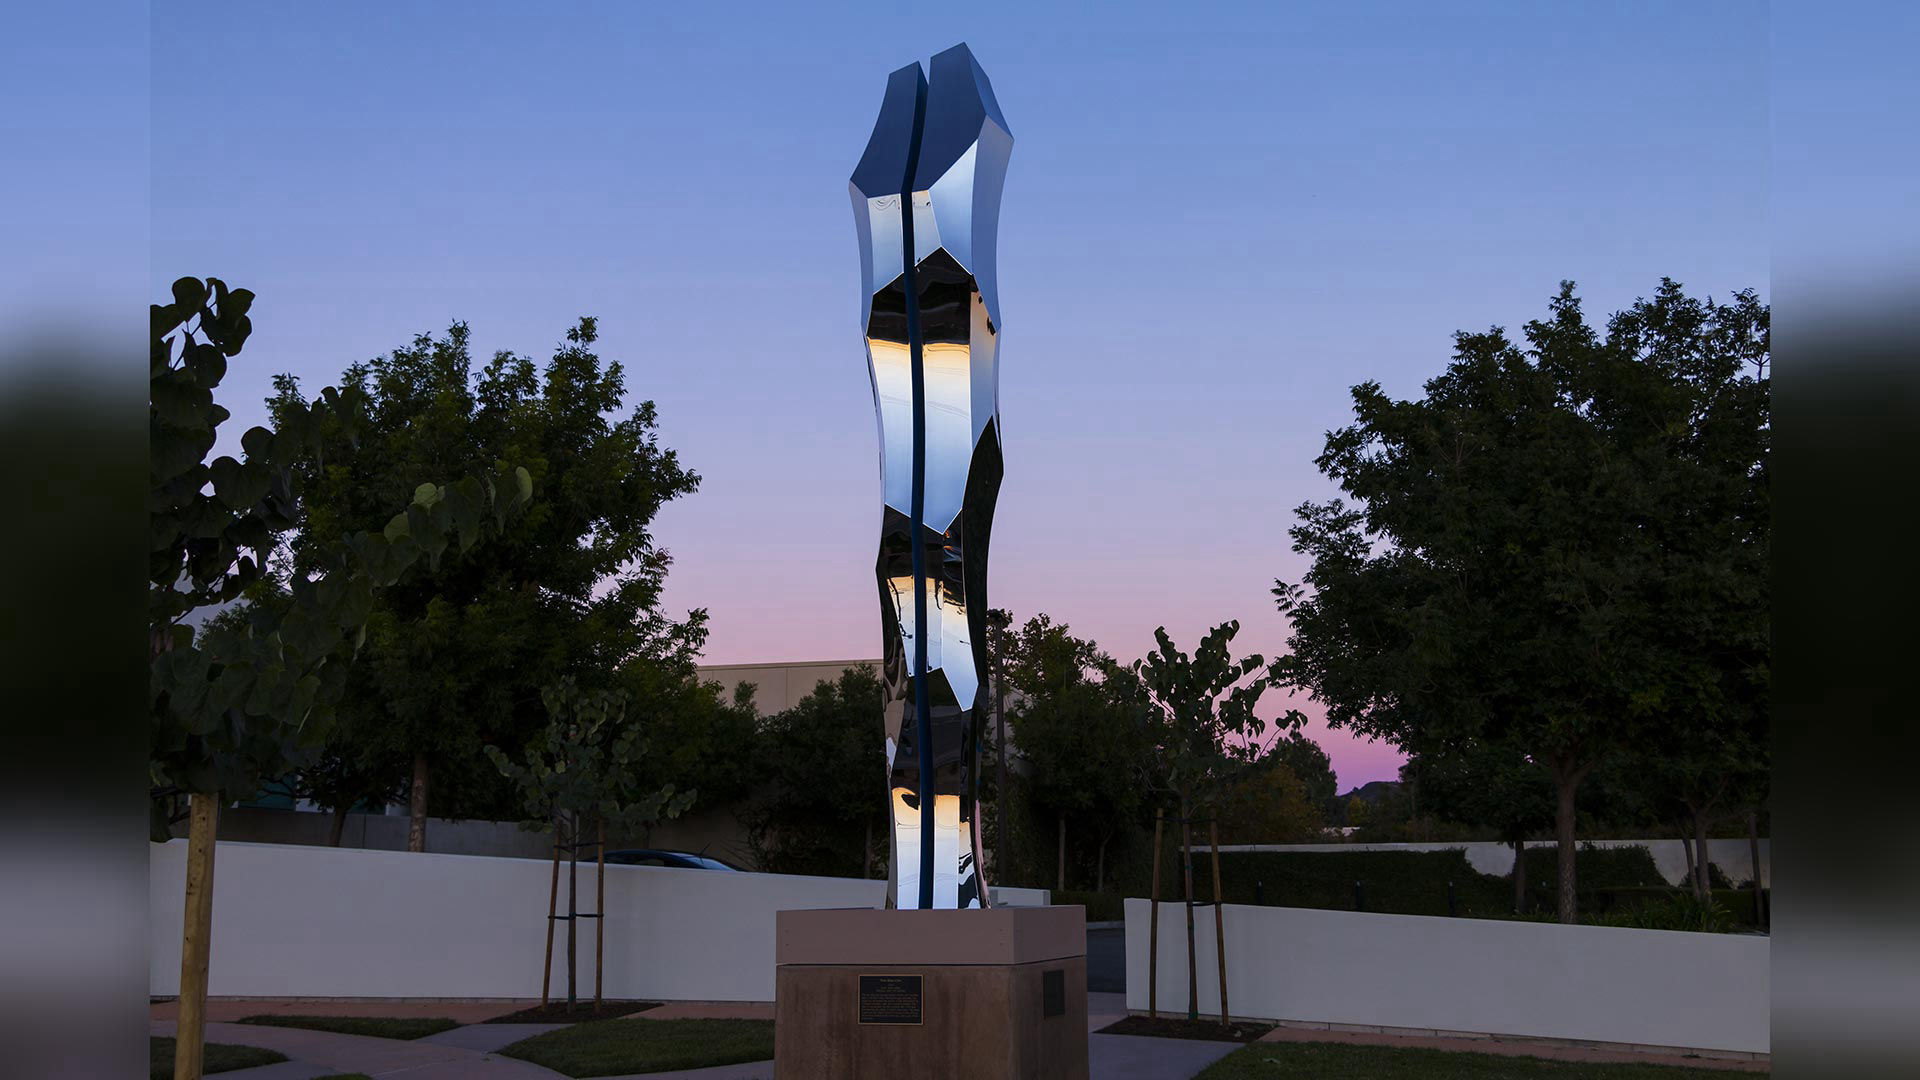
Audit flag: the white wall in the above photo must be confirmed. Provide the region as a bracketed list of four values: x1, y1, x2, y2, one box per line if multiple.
[1125, 899, 1767, 1054]
[1218, 839, 1770, 888]
[151, 841, 1046, 1002]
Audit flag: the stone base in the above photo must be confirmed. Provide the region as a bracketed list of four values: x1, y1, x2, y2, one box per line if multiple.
[774, 905, 1088, 1080]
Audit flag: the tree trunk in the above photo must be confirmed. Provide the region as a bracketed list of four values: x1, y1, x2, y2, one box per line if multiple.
[407, 753, 429, 853]
[1746, 807, 1766, 927]
[1692, 808, 1713, 903]
[1511, 838, 1526, 914]
[1550, 761, 1579, 924]
[995, 669, 1008, 882]
[1096, 832, 1109, 896]
[174, 793, 220, 1080]
[1057, 814, 1067, 893]
[1677, 825, 1696, 897]
[327, 803, 348, 848]
[1181, 803, 1198, 1022]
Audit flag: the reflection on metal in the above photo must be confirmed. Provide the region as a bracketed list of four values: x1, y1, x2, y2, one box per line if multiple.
[851, 43, 1011, 910]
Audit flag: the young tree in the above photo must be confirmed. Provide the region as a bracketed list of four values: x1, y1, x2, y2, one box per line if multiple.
[1117, 621, 1285, 1021]
[486, 678, 694, 1007]
[279, 318, 702, 850]
[151, 278, 527, 1078]
[1274, 280, 1767, 922]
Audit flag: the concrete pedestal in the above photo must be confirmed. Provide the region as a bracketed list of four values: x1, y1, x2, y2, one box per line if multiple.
[774, 905, 1088, 1079]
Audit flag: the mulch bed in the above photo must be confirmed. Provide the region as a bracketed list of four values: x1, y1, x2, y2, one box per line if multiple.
[1098, 1015, 1276, 1042]
[483, 1000, 661, 1023]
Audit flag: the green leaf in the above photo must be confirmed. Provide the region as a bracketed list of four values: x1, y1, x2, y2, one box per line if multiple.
[240, 425, 272, 459]
[171, 277, 208, 314]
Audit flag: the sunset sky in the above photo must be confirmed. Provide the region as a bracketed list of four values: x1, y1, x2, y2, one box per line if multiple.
[150, 2, 1769, 788]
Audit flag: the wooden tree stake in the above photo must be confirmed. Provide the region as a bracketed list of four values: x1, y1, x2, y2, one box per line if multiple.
[1149, 808, 1163, 1020]
[1210, 819, 1228, 1025]
[541, 833, 560, 1006]
[595, 817, 606, 1012]
[1182, 812, 1198, 1022]
[173, 793, 219, 1080]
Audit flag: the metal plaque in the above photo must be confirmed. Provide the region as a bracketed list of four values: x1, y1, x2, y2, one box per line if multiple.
[1042, 968, 1065, 1017]
[857, 973, 925, 1025]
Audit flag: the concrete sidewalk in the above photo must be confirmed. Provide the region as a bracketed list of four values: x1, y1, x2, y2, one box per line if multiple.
[1257, 1024, 1769, 1072]
[151, 998, 539, 1024]
[154, 1019, 567, 1079]
[164, 992, 1241, 1080]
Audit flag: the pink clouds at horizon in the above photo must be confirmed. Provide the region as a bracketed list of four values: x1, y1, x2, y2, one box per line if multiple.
[676, 558, 1409, 792]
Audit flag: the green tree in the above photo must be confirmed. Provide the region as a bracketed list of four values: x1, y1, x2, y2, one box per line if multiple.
[150, 278, 527, 1079]
[621, 670, 761, 822]
[278, 318, 702, 850]
[1409, 738, 1555, 912]
[744, 667, 888, 877]
[1116, 620, 1283, 1021]
[293, 737, 410, 847]
[998, 613, 1150, 893]
[1214, 753, 1323, 844]
[1274, 280, 1768, 922]
[1267, 729, 1338, 819]
[486, 678, 695, 1006]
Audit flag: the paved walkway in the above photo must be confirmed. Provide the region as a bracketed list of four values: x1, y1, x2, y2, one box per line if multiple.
[418, 1022, 569, 1053]
[154, 1019, 566, 1079]
[160, 990, 1243, 1080]
[1091, 1033, 1241, 1079]
[1084, 993, 1241, 1079]
[151, 998, 537, 1024]
[1258, 1024, 1769, 1072]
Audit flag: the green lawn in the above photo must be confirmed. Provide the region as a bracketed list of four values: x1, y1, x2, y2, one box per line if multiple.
[502, 1018, 776, 1077]
[149, 1037, 288, 1079]
[1196, 1041, 1752, 1079]
[237, 1014, 461, 1040]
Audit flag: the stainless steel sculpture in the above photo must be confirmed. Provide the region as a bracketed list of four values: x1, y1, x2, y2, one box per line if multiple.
[851, 43, 1011, 910]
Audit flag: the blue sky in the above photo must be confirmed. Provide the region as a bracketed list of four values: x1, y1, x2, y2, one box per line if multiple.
[147, 1, 1772, 786]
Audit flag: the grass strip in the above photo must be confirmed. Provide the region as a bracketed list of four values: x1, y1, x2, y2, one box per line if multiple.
[502, 1017, 775, 1077]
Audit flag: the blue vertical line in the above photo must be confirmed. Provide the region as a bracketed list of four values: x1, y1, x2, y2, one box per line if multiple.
[899, 73, 935, 911]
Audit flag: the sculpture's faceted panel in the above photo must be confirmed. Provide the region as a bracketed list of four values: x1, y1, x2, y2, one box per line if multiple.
[854, 44, 1010, 910]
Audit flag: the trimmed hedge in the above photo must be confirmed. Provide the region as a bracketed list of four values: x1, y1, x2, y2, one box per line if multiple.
[1086, 843, 1766, 931]
[1185, 849, 1513, 918]
[1053, 889, 1125, 922]
[1518, 844, 1667, 889]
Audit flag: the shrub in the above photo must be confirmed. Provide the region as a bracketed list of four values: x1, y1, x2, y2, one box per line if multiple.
[1591, 891, 1736, 933]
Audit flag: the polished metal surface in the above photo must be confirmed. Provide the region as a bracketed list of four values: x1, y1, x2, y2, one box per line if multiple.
[851, 43, 1010, 910]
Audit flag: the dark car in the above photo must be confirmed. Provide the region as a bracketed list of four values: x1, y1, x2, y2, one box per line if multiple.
[602, 848, 744, 871]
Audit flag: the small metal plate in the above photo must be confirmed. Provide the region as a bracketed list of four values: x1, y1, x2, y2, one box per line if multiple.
[857, 973, 923, 1025]
[1042, 968, 1065, 1017]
